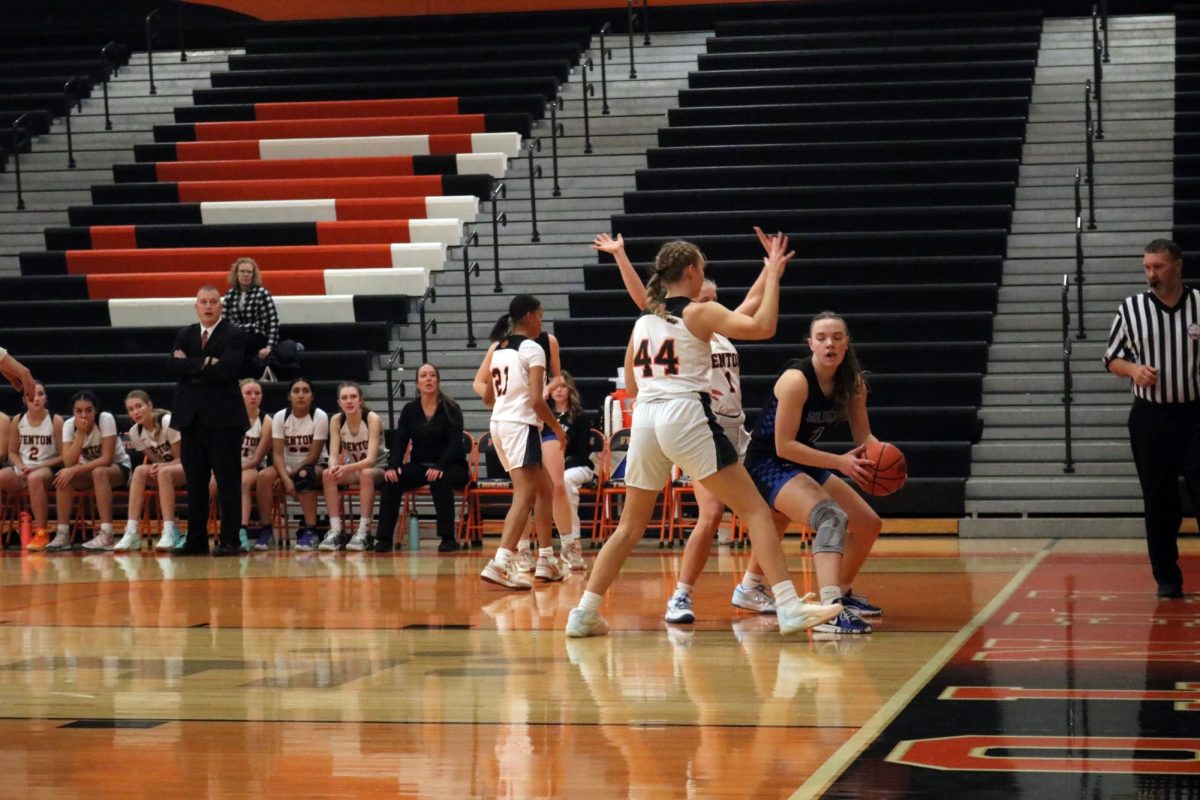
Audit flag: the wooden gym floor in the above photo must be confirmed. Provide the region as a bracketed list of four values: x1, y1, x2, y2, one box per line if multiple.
[0, 536, 1196, 798]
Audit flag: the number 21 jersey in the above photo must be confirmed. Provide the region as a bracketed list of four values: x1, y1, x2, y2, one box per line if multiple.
[490, 335, 547, 426]
[631, 296, 712, 402]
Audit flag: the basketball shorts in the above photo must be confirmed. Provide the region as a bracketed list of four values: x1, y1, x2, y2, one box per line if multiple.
[717, 417, 750, 462]
[490, 420, 543, 472]
[624, 396, 739, 491]
[745, 455, 832, 507]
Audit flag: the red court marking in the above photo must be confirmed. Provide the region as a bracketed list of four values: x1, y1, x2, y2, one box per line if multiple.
[888, 735, 1200, 775]
[1003, 611, 1199, 627]
[255, 97, 461, 120]
[971, 638, 1200, 663]
[941, 686, 1200, 705]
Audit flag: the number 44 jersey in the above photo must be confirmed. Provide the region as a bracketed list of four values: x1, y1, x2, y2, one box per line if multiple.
[630, 297, 713, 403]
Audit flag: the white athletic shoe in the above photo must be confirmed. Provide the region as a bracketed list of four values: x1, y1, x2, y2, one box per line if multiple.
[777, 595, 843, 636]
[82, 530, 116, 551]
[664, 592, 696, 624]
[155, 527, 183, 551]
[318, 529, 342, 552]
[45, 530, 73, 551]
[481, 559, 532, 590]
[514, 549, 535, 573]
[534, 554, 565, 582]
[732, 583, 777, 614]
[345, 531, 370, 552]
[562, 540, 587, 571]
[565, 607, 610, 638]
[112, 530, 142, 552]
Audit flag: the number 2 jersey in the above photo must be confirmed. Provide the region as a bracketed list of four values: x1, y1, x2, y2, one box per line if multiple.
[630, 296, 713, 402]
[746, 358, 844, 464]
[489, 335, 547, 426]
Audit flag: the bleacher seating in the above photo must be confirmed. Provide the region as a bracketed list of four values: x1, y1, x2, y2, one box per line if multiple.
[556, 3, 1041, 518]
[1177, 6, 1200, 275]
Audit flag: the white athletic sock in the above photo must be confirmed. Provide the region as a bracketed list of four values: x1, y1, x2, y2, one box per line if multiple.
[100, 523, 113, 535]
[578, 590, 603, 613]
[125, 520, 139, 535]
[328, 517, 342, 533]
[357, 520, 370, 535]
[162, 520, 177, 533]
[560, 531, 579, 546]
[538, 546, 554, 559]
[517, 538, 531, 553]
[495, 547, 514, 566]
[675, 582, 693, 597]
[819, 586, 842, 605]
[56, 524, 69, 536]
[741, 571, 765, 590]
[772, 581, 798, 608]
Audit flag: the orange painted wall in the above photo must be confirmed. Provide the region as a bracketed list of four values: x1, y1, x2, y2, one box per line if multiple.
[185, 0, 778, 22]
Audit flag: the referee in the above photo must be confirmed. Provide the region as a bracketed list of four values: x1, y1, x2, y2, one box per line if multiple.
[1104, 239, 1198, 599]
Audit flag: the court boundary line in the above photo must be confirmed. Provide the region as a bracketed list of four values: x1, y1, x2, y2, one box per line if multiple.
[789, 540, 1055, 800]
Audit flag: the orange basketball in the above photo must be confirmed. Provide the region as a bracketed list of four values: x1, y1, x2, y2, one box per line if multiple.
[862, 441, 907, 496]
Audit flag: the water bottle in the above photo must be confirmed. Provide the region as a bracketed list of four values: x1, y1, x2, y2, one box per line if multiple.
[18, 512, 33, 549]
[407, 513, 420, 551]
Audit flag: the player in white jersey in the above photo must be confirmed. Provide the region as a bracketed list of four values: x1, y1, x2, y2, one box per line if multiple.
[47, 390, 131, 552]
[1, 381, 64, 549]
[257, 377, 329, 552]
[108, 390, 186, 552]
[473, 294, 566, 589]
[235, 378, 272, 552]
[595, 231, 770, 623]
[566, 234, 842, 638]
[320, 381, 388, 552]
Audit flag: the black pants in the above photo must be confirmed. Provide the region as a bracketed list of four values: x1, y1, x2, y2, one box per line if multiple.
[1128, 398, 1200, 591]
[240, 330, 269, 379]
[181, 422, 243, 549]
[375, 462, 469, 544]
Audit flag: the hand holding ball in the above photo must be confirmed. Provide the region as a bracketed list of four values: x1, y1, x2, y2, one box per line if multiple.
[860, 441, 907, 496]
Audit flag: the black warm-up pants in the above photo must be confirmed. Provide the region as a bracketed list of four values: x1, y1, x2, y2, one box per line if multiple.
[1128, 398, 1200, 591]
[375, 462, 470, 544]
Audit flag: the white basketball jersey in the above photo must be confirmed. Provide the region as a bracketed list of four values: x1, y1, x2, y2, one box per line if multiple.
[709, 333, 744, 420]
[631, 297, 713, 402]
[17, 413, 57, 468]
[241, 414, 265, 464]
[489, 336, 546, 426]
[64, 412, 132, 468]
[272, 407, 330, 471]
[128, 414, 180, 463]
[337, 412, 389, 467]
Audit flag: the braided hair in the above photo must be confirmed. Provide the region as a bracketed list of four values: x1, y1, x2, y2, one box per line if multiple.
[645, 240, 704, 320]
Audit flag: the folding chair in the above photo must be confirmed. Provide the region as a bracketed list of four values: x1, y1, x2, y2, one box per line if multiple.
[465, 431, 514, 543]
[594, 428, 669, 547]
[398, 431, 476, 547]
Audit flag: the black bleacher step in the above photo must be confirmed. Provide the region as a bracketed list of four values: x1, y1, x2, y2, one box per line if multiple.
[1170, 225, 1200, 251]
[0, 275, 89, 300]
[2, 59, 110, 83]
[561, 341, 988, 375]
[20, 351, 374, 385]
[680, 78, 1032, 108]
[668, 98, 1031, 126]
[688, 61, 1035, 89]
[1173, 157, 1200, 180]
[812, 441, 971, 480]
[0, 109, 51, 134]
[194, 77, 560, 107]
[570, 285, 996, 318]
[614, 231, 1007, 261]
[68, 203, 204, 226]
[0, 75, 93, 98]
[698, 43, 1038, 70]
[657, 118, 1026, 148]
[0, 129, 32, 154]
[647, 139, 1023, 169]
[0, 93, 75, 116]
[554, 312, 994, 348]
[46, 222, 339, 251]
[208, 60, 571, 89]
[623, 184, 1016, 213]
[153, 111, 532, 143]
[778, 409, 980, 443]
[0, 299, 112, 327]
[712, 9, 1041, 35]
[0, 44, 128, 66]
[243, 28, 593, 54]
[611, 207, 1013, 238]
[583, 256, 1004, 291]
[228, 43, 583, 72]
[635, 160, 1020, 191]
[705, 27, 1042, 53]
[0, 322, 391, 355]
[174, 94, 547, 124]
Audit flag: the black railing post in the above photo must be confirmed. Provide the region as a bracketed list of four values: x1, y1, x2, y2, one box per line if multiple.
[462, 229, 481, 348]
[146, 8, 160, 95]
[549, 99, 563, 197]
[176, 0, 188, 62]
[641, 0, 651, 45]
[490, 182, 507, 293]
[1092, 7, 1104, 140]
[1074, 167, 1082, 222]
[527, 138, 542, 242]
[626, 0, 638, 79]
[581, 56, 594, 155]
[598, 23, 613, 115]
[63, 80, 78, 169]
[1075, 216, 1086, 340]
[101, 42, 119, 131]
[1100, 0, 1110, 63]
[382, 348, 404, 429]
[1086, 123, 1097, 230]
[1062, 275, 1075, 474]
[11, 114, 32, 210]
[419, 286, 437, 364]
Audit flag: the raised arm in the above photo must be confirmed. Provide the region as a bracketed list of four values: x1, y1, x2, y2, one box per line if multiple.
[593, 233, 647, 311]
[686, 233, 792, 342]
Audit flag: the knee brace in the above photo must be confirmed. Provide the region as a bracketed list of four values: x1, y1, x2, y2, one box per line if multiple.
[809, 498, 847, 556]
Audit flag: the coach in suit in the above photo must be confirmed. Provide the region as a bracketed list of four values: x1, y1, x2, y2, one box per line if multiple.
[171, 285, 246, 556]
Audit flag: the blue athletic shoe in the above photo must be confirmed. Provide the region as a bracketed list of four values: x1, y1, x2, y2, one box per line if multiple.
[295, 528, 320, 551]
[813, 607, 873, 635]
[252, 527, 275, 551]
[840, 589, 882, 617]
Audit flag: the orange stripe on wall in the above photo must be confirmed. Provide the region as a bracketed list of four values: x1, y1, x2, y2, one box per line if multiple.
[186, 0, 779, 21]
[194, 115, 486, 142]
[255, 98, 461, 121]
[333, 198, 431, 220]
[90, 226, 138, 250]
[177, 176, 445, 202]
[157, 156, 419, 182]
[315, 220, 412, 245]
[66, 245, 395, 275]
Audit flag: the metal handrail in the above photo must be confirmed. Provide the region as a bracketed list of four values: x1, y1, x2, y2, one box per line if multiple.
[1061, 275, 1075, 473]
[1100, 0, 1110, 62]
[100, 41, 120, 131]
[490, 182, 507, 293]
[626, 0, 638, 79]
[63, 77, 84, 168]
[380, 347, 405, 428]
[549, 99, 565, 196]
[418, 286, 437, 365]
[581, 55, 595, 154]
[10, 112, 36, 209]
[1092, 6, 1104, 139]
[1084, 82, 1097, 230]
[462, 228, 481, 348]
[147, 1, 188, 95]
[598, 22, 613, 115]
[1074, 216, 1086, 339]
[526, 138, 542, 242]
[641, 0, 651, 45]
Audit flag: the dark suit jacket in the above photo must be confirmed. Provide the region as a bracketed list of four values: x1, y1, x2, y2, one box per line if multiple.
[170, 317, 246, 430]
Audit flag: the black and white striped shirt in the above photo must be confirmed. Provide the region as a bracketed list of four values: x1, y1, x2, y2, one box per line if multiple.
[1104, 288, 1200, 403]
[223, 285, 280, 348]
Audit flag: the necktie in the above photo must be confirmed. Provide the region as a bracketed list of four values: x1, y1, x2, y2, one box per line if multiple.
[200, 329, 210, 349]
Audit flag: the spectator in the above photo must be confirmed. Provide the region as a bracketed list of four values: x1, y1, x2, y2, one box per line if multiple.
[223, 257, 279, 377]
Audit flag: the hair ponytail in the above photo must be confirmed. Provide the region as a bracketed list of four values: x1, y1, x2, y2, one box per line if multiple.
[646, 240, 704, 320]
[488, 313, 513, 343]
[490, 294, 542, 342]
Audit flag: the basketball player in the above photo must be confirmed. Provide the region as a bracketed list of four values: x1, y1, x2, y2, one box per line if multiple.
[319, 381, 388, 551]
[1, 381, 63, 548]
[565, 234, 841, 637]
[515, 327, 568, 573]
[256, 377, 328, 551]
[743, 311, 884, 634]
[229, 378, 272, 550]
[111, 390, 186, 552]
[472, 294, 567, 589]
